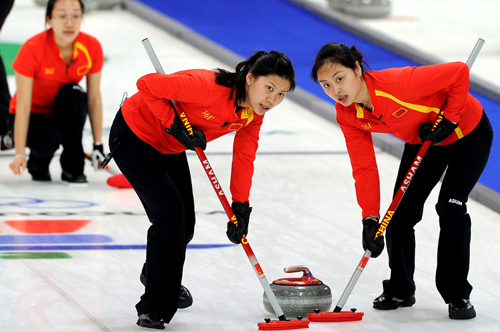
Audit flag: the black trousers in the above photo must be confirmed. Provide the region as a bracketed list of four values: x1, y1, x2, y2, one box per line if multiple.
[12, 83, 88, 175]
[0, 0, 14, 135]
[109, 109, 196, 323]
[383, 111, 493, 303]
[0, 55, 10, 135]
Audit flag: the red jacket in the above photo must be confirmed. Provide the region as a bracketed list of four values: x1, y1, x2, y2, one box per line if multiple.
[121, 69, 264, 204]
[336, 62, 483, 218]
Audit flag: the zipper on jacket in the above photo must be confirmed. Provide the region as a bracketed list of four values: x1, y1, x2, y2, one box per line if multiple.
[65, 58, 73, 74]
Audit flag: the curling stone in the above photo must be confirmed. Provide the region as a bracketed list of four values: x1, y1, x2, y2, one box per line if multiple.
[328, 0, 392, 19]
[34, 0, 107, 11]
[343, 0, 391, 18]
[263, 265, 332, 318]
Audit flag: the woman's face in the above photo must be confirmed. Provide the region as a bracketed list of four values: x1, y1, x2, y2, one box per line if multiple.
[46, 0, 82, 46]
[316, 61, 364, 107]
[244, 73, 291, 115]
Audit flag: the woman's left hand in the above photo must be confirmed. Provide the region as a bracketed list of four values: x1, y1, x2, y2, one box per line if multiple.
[226, 202, 252, 244]
[419, 115, 458, 146]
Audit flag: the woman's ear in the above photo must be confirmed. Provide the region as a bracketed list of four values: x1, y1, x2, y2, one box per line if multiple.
[246, 71, 254, 86]
[355, 61, 362, 78]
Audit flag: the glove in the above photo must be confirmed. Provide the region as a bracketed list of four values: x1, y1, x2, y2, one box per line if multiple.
[418, 115, 458, 146]
[165, 113, 207, 151]
[362, 217, 385, 258]
[226, 202, 252, 244]
[91, 143, 105, 171]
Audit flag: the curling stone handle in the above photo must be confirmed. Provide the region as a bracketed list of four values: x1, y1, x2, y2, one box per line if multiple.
[283, 265, 312, 276]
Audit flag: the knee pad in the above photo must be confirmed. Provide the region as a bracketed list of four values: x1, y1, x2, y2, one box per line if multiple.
[52, 84, 88, 125]
[435, 200, 470, 230]
[54, 83, 87, 109]
[436, 198, 467, 217]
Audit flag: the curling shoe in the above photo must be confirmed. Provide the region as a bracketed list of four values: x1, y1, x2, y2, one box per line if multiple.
[62, 171, 88, 184]
[137, 312, 165, 330]
[449, 299, 476, 320]
[373, 292, 416, 310]
[140, 272, 193, 309]
[1, 133, 13, 150]
[178, 285, 193, 309]
[31, 171, 52, 182]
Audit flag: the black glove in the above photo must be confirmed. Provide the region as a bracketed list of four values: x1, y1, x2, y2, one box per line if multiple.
[91, 143, 105, 171]
[226, 202, 252, 244]
[418, 115, 458, 146]
[362, 218, 385, 258]
[165, 113, 207, 150]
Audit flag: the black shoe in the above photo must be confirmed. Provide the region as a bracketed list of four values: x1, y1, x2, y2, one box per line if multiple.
[31, 171, 52, 182]
[178, 285, 193, 309]
[62, 171, 87, 184]
[140, 271, 147, 286]
[140, 272, 193, 309]
[373, 292, 416, 310]
[136, 312, 165, 330]
[1, 133, 13, 150]
[449, 299, 476, 319]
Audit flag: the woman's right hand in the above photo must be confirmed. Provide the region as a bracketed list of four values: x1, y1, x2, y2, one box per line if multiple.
[9, 155, 27, 175]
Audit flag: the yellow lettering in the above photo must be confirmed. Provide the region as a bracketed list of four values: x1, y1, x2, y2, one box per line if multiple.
[376, 211, 394, 237]
[202, 111, 214, 120]
[432, 114, 443, 130]
[362, 123, 372, 130]
[180, 112, 193, 135]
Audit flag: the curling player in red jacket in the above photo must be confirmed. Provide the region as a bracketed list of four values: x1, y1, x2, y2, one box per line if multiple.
[311, 42, 493, 320]
[105, 51, 295, 330]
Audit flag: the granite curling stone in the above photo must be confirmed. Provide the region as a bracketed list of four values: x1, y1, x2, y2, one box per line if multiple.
[263, 265, 332, 318]
[328, 0, 392, 19]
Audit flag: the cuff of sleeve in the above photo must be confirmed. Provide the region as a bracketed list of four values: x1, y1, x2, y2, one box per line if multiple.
[362, 210, 380, 220]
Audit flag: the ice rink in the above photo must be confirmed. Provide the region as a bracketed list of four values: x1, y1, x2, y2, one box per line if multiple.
[1, 1, 500, 331]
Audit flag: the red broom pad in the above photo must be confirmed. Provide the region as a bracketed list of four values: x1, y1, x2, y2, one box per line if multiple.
[258, 319, 309, 330]
[307, 310, 364, 322]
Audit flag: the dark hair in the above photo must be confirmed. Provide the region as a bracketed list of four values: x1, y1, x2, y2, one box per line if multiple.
[45, 0, 85, 20]
[215, 51, 296, 105]
[311, 42, 368, 84]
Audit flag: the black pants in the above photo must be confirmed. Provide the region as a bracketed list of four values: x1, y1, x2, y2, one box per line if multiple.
[12, 83, 88, 175]
[383, 111, 493, 303]
[0, 55, 10, 136]
[0, 0, 14, 135]
[109, 109, 196, 323]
